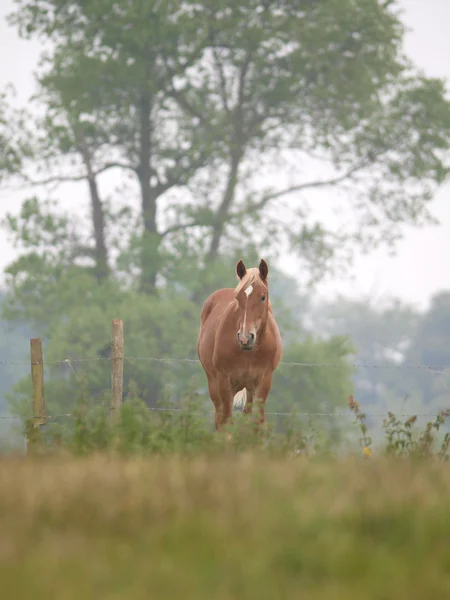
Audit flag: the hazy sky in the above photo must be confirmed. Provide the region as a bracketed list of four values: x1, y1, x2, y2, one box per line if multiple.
[0, 0, 449, 311]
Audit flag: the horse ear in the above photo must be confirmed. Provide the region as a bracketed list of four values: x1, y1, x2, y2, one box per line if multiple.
[259, 259, 268, 281]
[236, 260, 247, 279]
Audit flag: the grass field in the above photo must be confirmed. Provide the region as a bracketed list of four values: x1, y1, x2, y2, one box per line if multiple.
[1, 453, 450, 599]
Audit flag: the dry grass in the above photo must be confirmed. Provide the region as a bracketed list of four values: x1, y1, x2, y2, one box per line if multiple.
[1, 453, 450, 598]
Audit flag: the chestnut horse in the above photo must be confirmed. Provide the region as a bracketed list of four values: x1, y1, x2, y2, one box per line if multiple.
[197, 259, 283, 431]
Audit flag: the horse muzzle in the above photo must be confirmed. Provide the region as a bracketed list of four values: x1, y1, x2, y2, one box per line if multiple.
[237, 331, 255, 351]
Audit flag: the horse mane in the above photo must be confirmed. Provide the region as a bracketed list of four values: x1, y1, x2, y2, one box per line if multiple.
[235, 267, 268, 295]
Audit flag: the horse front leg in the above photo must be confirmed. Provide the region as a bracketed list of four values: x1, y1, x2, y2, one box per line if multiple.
[242, 388, 265, 439]
[206, 375, 225, 432]
[242, 388, 254, 414]
[253, 372, 274, 432]
[216, 373, 234, 431]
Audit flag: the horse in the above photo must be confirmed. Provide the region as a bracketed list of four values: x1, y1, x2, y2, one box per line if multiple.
[197, 258, 283, 432]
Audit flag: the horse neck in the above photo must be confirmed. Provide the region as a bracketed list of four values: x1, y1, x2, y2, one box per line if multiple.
[259, 309, 270, 337]
[224, 298, 240, 326]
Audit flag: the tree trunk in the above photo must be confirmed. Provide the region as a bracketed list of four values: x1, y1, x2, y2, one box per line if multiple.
[80, 147, 109, 281]
[87, 173, 109, 281]
[137, 92, 160, 295]
[205, 150, 242, 264]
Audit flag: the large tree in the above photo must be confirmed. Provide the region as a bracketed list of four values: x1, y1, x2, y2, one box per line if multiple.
[9, 0, 212, 292]
[7, 0, 450, 295]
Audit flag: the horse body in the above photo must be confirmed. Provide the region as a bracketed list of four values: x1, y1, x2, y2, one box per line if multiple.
[197, 259, 282, 431]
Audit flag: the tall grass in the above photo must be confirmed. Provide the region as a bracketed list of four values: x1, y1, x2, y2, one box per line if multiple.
[3, 387, 450, 597]
[2, 455, 450, 598]
[20, 382, 450, 463]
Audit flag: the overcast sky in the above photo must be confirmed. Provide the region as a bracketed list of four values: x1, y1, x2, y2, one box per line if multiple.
[0, 0, 449, 312]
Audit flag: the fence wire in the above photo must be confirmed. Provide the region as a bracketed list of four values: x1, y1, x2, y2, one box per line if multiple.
[1, 353, 449, 421]
[0, 355, 449, 372]
[0, 410, 448, 420]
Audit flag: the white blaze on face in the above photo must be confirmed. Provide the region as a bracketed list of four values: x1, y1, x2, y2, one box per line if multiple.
[242, 284, 253, 334]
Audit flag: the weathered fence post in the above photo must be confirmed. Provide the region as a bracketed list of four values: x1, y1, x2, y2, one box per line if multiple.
[27, 337, 46, 453]
[110, 319, 124, 422]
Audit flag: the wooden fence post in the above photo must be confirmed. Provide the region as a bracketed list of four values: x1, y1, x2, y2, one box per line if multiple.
[27, 337, 46, 453]
[110, 319, 124, 422]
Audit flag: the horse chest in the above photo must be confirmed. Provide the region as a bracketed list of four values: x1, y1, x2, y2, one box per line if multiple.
[230, 366, 259, 389]
[227, 349, 268, 379]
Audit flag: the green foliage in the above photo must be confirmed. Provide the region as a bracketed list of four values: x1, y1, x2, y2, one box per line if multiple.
[0, 86, 33, 180]
[5, 0, 450, 283]
[0, 304, 28, 412]
[311, 296, 420, 409]
[15, 381, 450, 466]
[395, 292, 450, 411]
[6, 282, 203, 416]
[403, 292, 450, 368]
[0, 291, 31, 451]
[312, 293, 450, 425]
[273, 335, 355, 427]
[349, 397, 450, 462]
[24, 383, 301, 458]
[0, 90, 21, 178]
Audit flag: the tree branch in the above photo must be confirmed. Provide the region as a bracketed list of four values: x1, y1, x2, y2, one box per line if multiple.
[244, 160, 369, 213]
[154, 148, 210, 197]
[18, 161, 137, 188]
[212, 47, 231, 115]
[160, 149, 399, 240]
[160, 220, 199, 238]
[97, 161, 138, 175]
[248, 135, 405, 212]
[167, 88, 206, 125]
[237, 50, 252, 110]
[21, 173, 88, 186]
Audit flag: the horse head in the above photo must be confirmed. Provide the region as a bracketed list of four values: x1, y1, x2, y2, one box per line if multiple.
[234, 258, 269, 351]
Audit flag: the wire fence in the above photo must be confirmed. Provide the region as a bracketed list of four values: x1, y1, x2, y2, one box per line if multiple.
[1, 353, 449, 421]
[0, 355, 449, 372]
[1, 411, 448, 421]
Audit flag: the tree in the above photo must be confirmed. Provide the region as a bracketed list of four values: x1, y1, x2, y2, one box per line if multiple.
[310, 293, 450, 436]
[31, 99, 112, 282]
[7, 0, 450, 295]
[271, 334, 355, 442]
[0, 290, 32, 451]
[0, 292, 31, 414]
[310, 295, 420, 412]
[313, 295, 420, 361]
[398, 292, 450, 411]
[9, 0, 213, 292]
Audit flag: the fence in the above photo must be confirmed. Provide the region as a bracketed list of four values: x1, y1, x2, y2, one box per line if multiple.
[1, 318, 450, 453]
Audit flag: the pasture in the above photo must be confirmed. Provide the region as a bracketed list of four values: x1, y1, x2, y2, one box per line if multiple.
[1, 453, 450, 599]
[3, 322, 450, 598]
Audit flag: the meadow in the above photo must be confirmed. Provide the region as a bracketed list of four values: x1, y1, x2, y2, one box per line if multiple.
[2, 453, 450, 599]
[1, 395, 450, 599]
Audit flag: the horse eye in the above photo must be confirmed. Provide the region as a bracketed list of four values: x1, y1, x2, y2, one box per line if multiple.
[261, 295, 266, 302]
